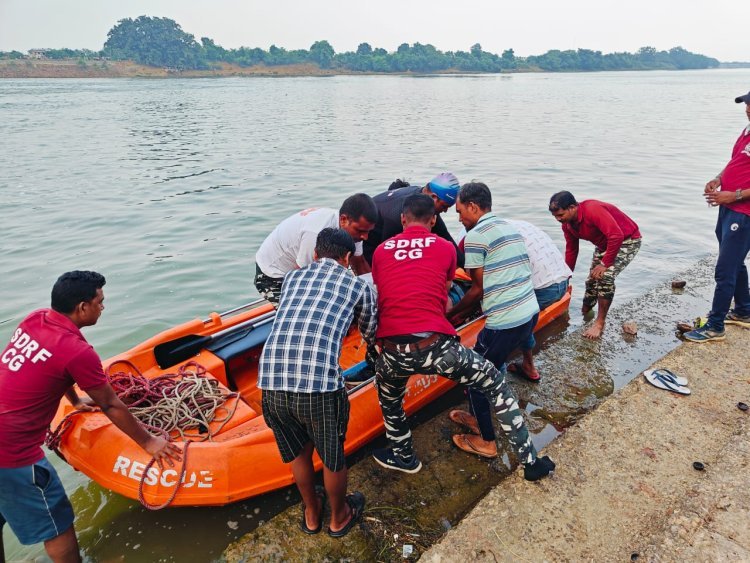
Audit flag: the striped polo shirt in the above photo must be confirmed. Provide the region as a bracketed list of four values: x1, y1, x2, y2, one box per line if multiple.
[464, 213, 539, 330]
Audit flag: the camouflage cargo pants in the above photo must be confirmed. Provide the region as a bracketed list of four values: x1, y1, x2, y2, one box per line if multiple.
[254, 264, 283, 306]
[583, 238, 642, 307]
[374, 334, 537, 466]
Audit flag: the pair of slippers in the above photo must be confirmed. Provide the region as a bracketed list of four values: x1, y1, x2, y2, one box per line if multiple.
[507, 362, 541, 383]
[449, 410, 498, 458]
[299, 487, 366, 538]
[643, 368, 690, 395]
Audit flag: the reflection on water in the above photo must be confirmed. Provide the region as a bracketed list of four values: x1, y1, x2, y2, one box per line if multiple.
[2, 69, 749, 561]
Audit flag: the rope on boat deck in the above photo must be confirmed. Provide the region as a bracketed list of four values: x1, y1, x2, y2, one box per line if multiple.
[47, 360, 238, 510]
[106, 360, 239, 441]
[107, 359, 239, 510]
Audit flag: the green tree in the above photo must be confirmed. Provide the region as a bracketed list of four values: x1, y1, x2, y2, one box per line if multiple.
[356, 42, 373, 56]
[309, 40, 335, 68]
[104, 16, 208, 70]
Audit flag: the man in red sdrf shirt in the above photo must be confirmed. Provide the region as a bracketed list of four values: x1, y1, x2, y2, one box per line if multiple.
[685, 90, 750, 341]
[0, 271, 181, 563]
[549, 191, 642, 339]
[370, 194, 554, 481]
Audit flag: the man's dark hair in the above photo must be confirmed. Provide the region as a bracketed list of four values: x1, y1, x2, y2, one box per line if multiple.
[340, 193, 378, 224]
[549, 191, 578, 211]
[458, 182, 492, 210]
[402, 193, 435, 222]
[51, 270, 106, 314]
[315, 228, 356, 260]
[388, 178, 410, 191]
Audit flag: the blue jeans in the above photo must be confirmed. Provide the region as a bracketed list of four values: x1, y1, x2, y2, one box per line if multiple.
[467, 315, 538, 442]
[707, 207, 750, 331]
[519, 279, 570, 351]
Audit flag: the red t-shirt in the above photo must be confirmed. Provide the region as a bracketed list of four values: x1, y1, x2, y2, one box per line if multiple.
[562, 200, 641, 269]
[0, 309, 108, 468]
[372, 225, 457, 338]
[719, 128, 750, 216]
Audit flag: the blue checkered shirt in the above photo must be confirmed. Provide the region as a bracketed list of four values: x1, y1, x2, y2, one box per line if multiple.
[258, 258, 377, 393]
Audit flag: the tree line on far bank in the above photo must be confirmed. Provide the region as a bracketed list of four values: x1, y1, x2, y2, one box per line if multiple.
[1, 16, 720, 73]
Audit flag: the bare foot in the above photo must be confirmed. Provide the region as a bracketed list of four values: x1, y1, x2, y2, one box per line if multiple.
[583, 320, 605, 339]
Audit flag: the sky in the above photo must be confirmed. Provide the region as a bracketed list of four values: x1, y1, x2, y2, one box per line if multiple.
[0, 0, 746, 62]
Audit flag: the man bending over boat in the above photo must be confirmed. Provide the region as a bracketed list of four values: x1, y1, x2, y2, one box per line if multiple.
[445, 184, 558, 459]
[0, 271, 181, 563]
[549, 190, 641, 339]
[362, 173, 465, 268]
[370, 193, 554, 481]
[258, 228, 376, 538]
[254, 193, 378, 305]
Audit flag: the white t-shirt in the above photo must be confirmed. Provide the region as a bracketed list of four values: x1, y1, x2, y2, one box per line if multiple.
[508, 220, 572, 290]
[255, 207, 363, 278]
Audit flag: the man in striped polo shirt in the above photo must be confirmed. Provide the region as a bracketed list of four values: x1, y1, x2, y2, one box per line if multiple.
[447, 182, 548, 460]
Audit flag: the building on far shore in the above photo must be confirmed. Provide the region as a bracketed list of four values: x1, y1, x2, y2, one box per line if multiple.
[28, 49, 48, 59]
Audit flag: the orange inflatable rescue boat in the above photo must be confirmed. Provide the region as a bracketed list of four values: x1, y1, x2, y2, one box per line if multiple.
[50, 281, 571, 507]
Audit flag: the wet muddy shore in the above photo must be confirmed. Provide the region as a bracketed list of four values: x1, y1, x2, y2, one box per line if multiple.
[220, 257, 747, 562]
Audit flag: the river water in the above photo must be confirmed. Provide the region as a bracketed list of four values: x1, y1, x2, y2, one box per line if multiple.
[2, 69, 749, 561]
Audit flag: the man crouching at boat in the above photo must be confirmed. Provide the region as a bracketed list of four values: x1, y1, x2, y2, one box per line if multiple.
[370, 193, 555, 481]
[254, 193, 378, 305]
[0, 271, 181, 563]
[258, 228, 376, 538]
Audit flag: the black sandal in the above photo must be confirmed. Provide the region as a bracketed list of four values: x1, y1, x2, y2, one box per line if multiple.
[299, 486, 326, 535]
[327, 491, 365, 538]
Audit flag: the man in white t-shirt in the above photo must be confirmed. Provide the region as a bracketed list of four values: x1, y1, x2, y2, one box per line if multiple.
[455, 219, 570, 381]
[254, 193, 378, 305]
[504, 220, 571, 381]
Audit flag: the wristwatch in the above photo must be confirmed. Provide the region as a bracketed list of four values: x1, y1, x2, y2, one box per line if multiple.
[736, 189, 744, 201]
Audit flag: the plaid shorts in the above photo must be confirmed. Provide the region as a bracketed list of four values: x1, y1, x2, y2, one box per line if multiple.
[254, 264, 284, 306]
[261, 388, 350, 472]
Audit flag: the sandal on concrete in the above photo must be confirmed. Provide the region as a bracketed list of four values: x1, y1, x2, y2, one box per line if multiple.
[452, 433, 497, 458]
[643, 369, 691, 396]
[299, 486, 326, 535]
[448, 409, 480, 435]
[328, 491, 365, 538]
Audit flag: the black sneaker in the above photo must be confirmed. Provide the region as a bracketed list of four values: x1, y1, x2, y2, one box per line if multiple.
[523, 455, 556, 481]
[372, 448, 422, 474]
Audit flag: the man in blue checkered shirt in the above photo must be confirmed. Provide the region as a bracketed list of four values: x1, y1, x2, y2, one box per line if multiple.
[259, 228, 376, 538]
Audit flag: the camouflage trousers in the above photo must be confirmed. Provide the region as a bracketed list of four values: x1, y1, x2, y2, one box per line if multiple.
[374, 334, 537, 466]
[583, 238, 641, 307]
[254, 264, 283, 306]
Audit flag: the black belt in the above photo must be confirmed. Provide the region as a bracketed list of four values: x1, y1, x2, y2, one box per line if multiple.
[377, 332, 443, 354]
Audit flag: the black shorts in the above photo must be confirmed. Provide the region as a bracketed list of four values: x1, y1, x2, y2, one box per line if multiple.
[261, 388, 350, 472]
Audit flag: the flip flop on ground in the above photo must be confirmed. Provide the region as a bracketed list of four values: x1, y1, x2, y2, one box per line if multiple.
[643, 368, 688, 387]
[327, 492, 365, 538]
[299, 486, 327, 535]
[507, 362, 541, 382]
[452, 433, 498, 458]
[643, 369, 691, 395]
[448, 409, 480, 435]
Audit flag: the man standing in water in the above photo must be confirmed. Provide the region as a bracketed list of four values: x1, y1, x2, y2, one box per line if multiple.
[0, 271, 181, 563]
[684, 91, 750, 341]
[548, 191, 641, 339]
[370, 193, 554, 480]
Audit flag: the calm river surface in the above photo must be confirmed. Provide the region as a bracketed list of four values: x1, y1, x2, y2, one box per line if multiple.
[2, 69, 749, 561]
